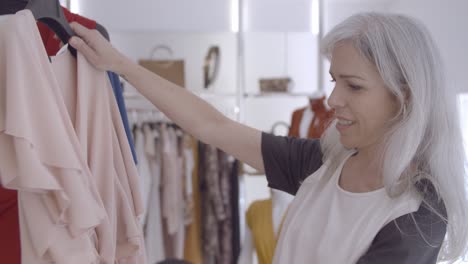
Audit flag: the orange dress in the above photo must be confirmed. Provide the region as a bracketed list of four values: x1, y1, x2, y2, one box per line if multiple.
[288, 97, 334, 139]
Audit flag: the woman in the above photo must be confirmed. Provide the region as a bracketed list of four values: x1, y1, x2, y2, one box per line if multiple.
[70, 12, 467, 263]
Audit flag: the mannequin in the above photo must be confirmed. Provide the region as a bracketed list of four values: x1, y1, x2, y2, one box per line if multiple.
[288, 90, 334, 139]
[237, 189, 293, 264]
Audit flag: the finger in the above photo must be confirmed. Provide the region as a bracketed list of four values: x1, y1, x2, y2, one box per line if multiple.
[69, 37, 99, 64]
[70, 22, 92, 40]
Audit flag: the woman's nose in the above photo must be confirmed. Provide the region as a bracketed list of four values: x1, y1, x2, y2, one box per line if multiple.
[327, 86, 344, 110]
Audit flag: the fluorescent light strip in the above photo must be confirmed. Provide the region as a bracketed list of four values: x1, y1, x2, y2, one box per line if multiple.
[231, 0, 239, 32]
[311, 0, 320, 35]
[70, 0, 81, 14]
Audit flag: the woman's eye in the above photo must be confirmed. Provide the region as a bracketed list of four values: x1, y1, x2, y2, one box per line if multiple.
[349, 84, 362, 91]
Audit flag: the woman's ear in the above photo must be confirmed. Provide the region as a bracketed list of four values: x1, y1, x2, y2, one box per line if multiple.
[403, 85, 411, 102]
[400, 85, 411, 117]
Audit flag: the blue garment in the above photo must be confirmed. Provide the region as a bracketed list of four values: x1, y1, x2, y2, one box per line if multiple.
[108, 71, 137, 164]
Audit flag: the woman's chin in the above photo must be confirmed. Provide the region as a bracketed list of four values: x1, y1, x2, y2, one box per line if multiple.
[339, 137, 356, 150]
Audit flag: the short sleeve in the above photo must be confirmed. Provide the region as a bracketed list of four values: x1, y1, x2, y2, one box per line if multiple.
[261, 132, 323, 195]
[357, 180, 447, 264]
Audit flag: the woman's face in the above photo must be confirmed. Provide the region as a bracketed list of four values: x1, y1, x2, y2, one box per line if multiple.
[328, 42, 399, 152]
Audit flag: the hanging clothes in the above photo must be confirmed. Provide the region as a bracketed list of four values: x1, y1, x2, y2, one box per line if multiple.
[0, 186, 20, 263]
[288, 96, 334, 139]
[134, 123, 154, 262]
[183, 137, 203, 264]
[0, 13, 100, 262]
[182, 135, 195, 227]
[0, 8, 100, 262]
[1, 11, 105, 263]
[142, 124, 166, 263]
[0, 10, 138, 261]
[133, 123, 204, 263]
[128, 121, 240, 264]
[199, 143, 237, 264]
[218, 150, 233, 264]
[108, 71, 138, 163]
[135, 125, 152, 226]
[200, 144, 223, 264]
[51, 39, 146, 264]
[0, 10, 145, 263]
[245, 199, 286, 264]
[160, 124, 186, 259]
[229, 160, 241, 262]
[37, 6, 137, 163]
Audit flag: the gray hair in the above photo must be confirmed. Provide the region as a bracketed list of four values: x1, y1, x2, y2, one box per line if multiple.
[320, 12, 467, 261]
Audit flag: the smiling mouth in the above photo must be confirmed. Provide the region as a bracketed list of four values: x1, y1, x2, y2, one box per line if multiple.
[336, 118, 355, 132]
[337, 119, 354, 126]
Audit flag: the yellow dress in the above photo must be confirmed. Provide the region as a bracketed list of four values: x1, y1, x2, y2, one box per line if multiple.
[183, 137, 203, 264]
[246, 199, 286, 264]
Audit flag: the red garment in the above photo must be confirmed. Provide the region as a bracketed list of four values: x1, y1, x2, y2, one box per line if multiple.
[37, 7, 97, 56]
[288, 96, 334, 139]
[0, 188, 20, 264]
[0, 7, 97, 263]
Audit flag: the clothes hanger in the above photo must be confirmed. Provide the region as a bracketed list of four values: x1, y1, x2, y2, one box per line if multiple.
[95, 22, 109, 41]
[26, 0, 77, 57]
[1, 1, 110, 57]
[0, 0, 28, 15]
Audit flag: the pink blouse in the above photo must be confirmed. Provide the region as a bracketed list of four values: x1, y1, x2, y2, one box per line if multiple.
[0, 10, 145, 263]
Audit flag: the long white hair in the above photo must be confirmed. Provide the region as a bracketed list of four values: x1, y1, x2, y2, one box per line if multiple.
[320, 12, 467, 261]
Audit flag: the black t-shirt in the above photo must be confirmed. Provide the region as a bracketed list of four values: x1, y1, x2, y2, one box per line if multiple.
[261, 132, 447, 263]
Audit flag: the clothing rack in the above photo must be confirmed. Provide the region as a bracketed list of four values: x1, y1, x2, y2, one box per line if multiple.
[130, 110, 241, 264]
[127, 108, 171, 124]
[123, 86, 242, 264]
[124, 91, 239, 121]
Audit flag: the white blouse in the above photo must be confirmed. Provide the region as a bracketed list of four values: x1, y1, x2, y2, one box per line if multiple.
[273, 151, 422, 264]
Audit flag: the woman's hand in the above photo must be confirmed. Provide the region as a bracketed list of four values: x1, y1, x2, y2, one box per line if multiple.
[69, 22, 130, 74]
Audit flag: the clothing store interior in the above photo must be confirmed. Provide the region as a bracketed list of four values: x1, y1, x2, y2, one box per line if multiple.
[1, 0, 468, 263]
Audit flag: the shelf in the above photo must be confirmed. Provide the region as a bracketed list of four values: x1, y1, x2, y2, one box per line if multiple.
[243, 163, 265, 176]
[243, 92, 314, 98]
[192, 90, 238, 97]
[124, 91, 240, 120]
[243, 170, 265, 176]
[124, 91, 238, 99]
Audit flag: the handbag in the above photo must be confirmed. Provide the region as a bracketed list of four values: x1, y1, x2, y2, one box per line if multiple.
[139, 45, 186, 88]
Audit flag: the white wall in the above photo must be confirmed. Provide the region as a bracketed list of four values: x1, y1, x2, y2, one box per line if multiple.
[387, 0, 468, 94]
[321, 0, 468, 95]
[243, 32, 318, 94]
[110, 32, 238, 94]
[74, 0, 235, 32]
[243, 0, 314, 32]
[324, 1, 392, 32]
